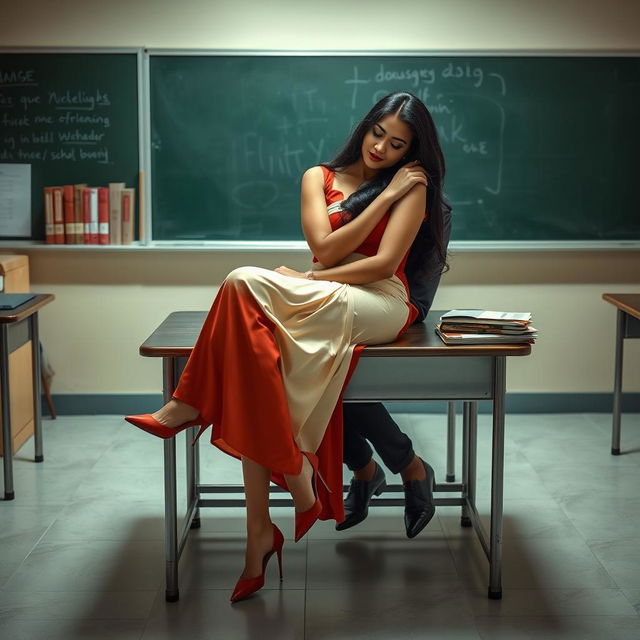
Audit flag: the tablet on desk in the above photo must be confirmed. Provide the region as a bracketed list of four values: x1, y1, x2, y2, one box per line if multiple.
[0, 293, 36, 310]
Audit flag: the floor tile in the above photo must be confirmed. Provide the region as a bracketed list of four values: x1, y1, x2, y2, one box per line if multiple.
[4, 540, 164, 592]
[142, 588, 305, 640]
[0, 589, 156, 620]
[475, 615, 640, 640]
[534, 461, 640, 500]
[447, 534, 615, 590]
[555, 495, 640, 541]
[516, 423, 637, 468]
[588, 538, 640, 589]
[34, 415, 126, 451]
[0, 618, 146, 640]
[463, 586, 637, 616]
[40, 497, 166, 542]
[7, 459, 95, 507]
[439, 500, 582, 540]
[71, 465, 169, 503]
[621, 588, 640, 615]
[305, 586, 481, 639]
[92, 430, 168, 470]
[306, 537, 460, 590]
[0, 505, 61, 585]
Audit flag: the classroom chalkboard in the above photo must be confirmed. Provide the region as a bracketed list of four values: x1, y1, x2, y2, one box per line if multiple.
[0, 52, 139, 240]
[150, 54, 640, 243]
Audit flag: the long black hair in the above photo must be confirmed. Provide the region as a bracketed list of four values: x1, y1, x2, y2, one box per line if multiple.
[323, 92, 450, 278]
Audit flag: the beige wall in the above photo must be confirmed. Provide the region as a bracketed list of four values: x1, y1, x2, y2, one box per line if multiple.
[2, 0, 639, 396]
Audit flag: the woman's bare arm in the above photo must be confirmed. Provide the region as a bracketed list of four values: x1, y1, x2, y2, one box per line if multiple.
[300, 166, 395, 268]
[289, 184, 426, 285]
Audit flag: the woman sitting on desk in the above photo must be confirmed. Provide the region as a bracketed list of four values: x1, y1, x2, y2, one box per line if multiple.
[125, 91, 450, 602]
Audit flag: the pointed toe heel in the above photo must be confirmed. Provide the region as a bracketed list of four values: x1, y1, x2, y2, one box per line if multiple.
[294, 452, 329, 542]
[191, 424, 212, 445]
[124, 413, 209, 440]
[230, 524, 284, 603]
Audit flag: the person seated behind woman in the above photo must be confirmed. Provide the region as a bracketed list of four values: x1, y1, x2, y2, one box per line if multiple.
[339, 208, 451, 538]
[125, 91, 450, 602]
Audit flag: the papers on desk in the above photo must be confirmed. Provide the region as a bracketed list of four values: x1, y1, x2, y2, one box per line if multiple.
[436, 309, 538, 345]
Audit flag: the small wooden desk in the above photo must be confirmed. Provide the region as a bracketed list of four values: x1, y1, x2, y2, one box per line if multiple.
[139, 310, 532, 602]
[0, 293, 54, 500]
[602, 293, 640, 455]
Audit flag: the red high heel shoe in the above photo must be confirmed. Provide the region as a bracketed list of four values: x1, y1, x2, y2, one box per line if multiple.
[230, 523, 284, 603]
[124, 413, 210, 443]
[294, 451, 330, 543]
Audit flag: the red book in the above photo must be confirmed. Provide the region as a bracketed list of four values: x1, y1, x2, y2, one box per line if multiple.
[98, 187, 109, 245]
[52, 187, 65, 244]
[63, 185, 75, 244]
[44, 187, 55, 244]
[74, 184, 87, 244]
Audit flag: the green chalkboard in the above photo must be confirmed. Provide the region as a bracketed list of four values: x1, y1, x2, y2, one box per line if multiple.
[150, 54, 640, 243]
[0, 52, 139, 239]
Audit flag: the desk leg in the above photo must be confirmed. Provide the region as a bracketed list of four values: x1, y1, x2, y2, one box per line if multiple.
[191, 435, 201, 529]
[1, 326, 14, 500]
[163, 357, 179, 602]
[446, 401, 456, 482]
[460, 403, 471, 527]
[181, 355, 201, 530]
[30, 315, 44, 463]
[467, 402, 478, 508]
[611, 310, 625, 455]
[186, 427, 201, 529]
[489, 356, 506, 600]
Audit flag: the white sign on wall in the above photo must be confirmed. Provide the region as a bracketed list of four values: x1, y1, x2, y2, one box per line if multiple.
[0, 163, 31, 237]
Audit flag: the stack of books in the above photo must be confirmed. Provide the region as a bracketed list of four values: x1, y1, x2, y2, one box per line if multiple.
[43, 183, 135, 245]
[436, 310, 538, 345]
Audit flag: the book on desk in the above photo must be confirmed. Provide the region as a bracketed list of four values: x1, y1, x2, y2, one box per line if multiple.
[436, 309, 538, 345]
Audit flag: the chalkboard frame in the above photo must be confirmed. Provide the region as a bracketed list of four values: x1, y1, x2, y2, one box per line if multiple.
[0, 46, 144, 242]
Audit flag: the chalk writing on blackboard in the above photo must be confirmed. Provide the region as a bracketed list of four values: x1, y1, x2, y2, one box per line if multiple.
[347, 63, 506, 202]
[0, 68, 116, 166]
[224, 61, 506, 215]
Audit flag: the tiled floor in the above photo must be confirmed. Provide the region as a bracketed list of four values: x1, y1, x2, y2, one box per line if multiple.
[1, 411, 639, 639]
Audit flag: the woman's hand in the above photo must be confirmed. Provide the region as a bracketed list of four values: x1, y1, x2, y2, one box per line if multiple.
[274, 266, 307, 278]
[383, 161, 428, 203]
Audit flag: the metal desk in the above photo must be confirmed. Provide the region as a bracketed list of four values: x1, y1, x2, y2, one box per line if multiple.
[603, 293, 640, 455]
[138, 309, 532, 602]
[0, 293, 54, 500]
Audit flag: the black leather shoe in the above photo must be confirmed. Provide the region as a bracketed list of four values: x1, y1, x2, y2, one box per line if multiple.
[403, 459, 436, 539]
[335, 462, 387, 531]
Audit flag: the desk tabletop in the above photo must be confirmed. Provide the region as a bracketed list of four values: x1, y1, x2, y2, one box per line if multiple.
[140, 310, 532, 358]
[0, 293, 55, 324]
[603, 293, 640, 320]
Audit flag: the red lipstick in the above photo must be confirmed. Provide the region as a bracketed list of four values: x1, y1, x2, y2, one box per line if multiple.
[368, 151, 383, 162]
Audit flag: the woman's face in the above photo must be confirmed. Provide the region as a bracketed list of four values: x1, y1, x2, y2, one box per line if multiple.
[361, 113, 414, 172]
